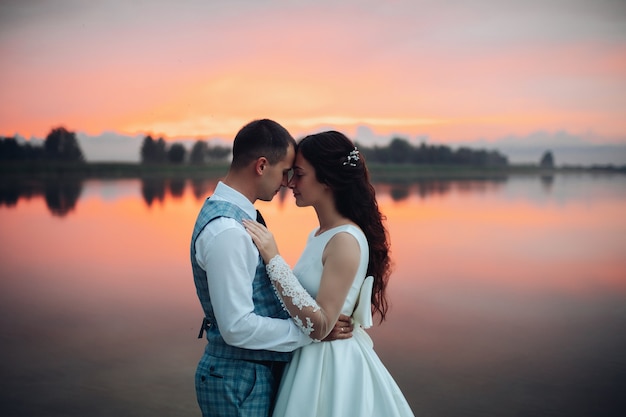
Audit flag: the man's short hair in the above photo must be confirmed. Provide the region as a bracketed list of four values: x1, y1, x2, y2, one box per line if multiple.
[230, 119, 296, 170]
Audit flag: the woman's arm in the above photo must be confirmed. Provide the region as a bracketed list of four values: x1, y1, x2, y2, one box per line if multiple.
[244, 220, 359, 341]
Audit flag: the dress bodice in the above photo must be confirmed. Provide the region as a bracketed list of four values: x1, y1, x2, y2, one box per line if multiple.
[293, 224, 369, 316]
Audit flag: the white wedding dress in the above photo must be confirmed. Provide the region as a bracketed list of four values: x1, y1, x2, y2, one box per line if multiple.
[269, 225, 415, 417]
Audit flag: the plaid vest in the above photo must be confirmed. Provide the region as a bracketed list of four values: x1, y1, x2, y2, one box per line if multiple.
[190, 198, 291, 362]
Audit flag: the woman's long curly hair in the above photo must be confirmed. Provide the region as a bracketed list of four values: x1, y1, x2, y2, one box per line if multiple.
[298, 131, 391, 322]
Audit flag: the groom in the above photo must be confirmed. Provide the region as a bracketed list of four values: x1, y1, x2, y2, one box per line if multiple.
[190, 119, 352, 417]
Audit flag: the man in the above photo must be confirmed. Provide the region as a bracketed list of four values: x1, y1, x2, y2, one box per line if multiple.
[190, 119, 352, 417]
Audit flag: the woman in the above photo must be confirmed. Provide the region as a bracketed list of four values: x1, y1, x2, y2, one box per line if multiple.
[244, 131, 415, 417]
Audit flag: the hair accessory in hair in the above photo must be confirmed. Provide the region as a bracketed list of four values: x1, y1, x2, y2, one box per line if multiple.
[343, 147, 360, 167]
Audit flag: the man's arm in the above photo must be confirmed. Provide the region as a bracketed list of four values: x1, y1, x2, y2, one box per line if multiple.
[197, 220, 312, 352]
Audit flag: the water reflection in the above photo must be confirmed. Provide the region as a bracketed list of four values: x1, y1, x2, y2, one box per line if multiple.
[139, 177, 218, 206]
[1, 173, 625, 417]
[190, 178, 215, 199]
[1, 173, 624, 216]
[381, 178, 509, 201]
[540, 173, 555, 191]
[44, 178, 83, 216]
[169, 178, 186, 199]
[0, 176, 83, 215]
[0, 175, 529, 214]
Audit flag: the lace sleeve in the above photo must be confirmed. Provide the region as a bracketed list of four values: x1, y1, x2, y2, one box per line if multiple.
[266, 255, 333, 342]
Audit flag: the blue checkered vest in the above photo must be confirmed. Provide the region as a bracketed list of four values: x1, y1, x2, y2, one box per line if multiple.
[191, 198, 292, 361]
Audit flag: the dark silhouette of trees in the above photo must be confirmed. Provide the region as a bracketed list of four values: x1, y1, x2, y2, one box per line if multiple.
[167, 143, 187, 164]
[540, 150, 555, 168]
[0, 137, 24, 160]
[358, 137, 508, 167]
[154, 138, 167, 162]
[141, 137, 229, 165]
[206, 144, 230, 161]
[5, 129, 510, 168]
[190, 140, 209, 165]
[140, 135, 155, 163]
[189, 140, 230, 164]
[140, 135, 168, 164]
[1, 130, 82, 162]
[44, 127, 84, 162]
[388, 138, 413, 164]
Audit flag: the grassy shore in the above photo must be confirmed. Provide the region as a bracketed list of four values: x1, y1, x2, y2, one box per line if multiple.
[1, 160, 624, 182]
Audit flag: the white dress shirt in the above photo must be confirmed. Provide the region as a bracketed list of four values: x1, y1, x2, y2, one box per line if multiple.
[195, 181, 312, 352]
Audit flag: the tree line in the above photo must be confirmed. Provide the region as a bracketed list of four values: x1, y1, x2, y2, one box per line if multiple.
[140, 135, 230, 165]
[3, 126, 541, 168]
[356, 138, 508, 166]
[0, 127, 85, 162]
[0, 127, 231, 165]
[141, 135, 511, 167]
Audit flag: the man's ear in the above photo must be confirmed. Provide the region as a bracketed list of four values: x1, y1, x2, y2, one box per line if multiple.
[255, 157, 268, 176]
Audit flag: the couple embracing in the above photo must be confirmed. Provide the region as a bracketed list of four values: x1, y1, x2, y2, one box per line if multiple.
[190, 119, 415, 417]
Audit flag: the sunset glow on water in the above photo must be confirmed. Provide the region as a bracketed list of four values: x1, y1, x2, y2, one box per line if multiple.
[1, 173, 624, 416]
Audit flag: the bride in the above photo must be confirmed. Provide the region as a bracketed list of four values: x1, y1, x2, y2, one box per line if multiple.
[244, 130, 415, 417]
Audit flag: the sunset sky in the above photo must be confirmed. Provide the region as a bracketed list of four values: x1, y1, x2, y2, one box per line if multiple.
[1, 0, 625, 153]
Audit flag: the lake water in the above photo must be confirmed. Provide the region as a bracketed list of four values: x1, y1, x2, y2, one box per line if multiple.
[1, 172, 625, 417]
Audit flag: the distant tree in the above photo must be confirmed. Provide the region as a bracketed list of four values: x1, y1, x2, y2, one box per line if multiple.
[412, 143, 428, 163]
[168, 143, 187, 164]
[540, 150, 555, 168]
[388, 138, 413, 163]
[371, 145, 390, 163]
[190, 140, 208, 164]
[433, 145, 454, 164]
[448, 147, 508, 166]
[141, 135, 168, 164]
[154, 138, 168, 163]
[487, 150, 508, 166]
[327, 137, 510, 167]
[453, 147, 474, 164]
[414, 143, 451, 164]
[0, 137, 22, 160]
[0, 137, 45, 161]
[206, 144, 231, 161]
[25, 142, 45, 160]
[140, 135, 156, 164]
[44, 127, 84, 162]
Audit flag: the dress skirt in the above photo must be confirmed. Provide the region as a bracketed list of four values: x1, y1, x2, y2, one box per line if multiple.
[272, 327, 415, 417]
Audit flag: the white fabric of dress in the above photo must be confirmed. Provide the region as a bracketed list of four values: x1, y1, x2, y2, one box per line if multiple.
[271, 225, 415, 417]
